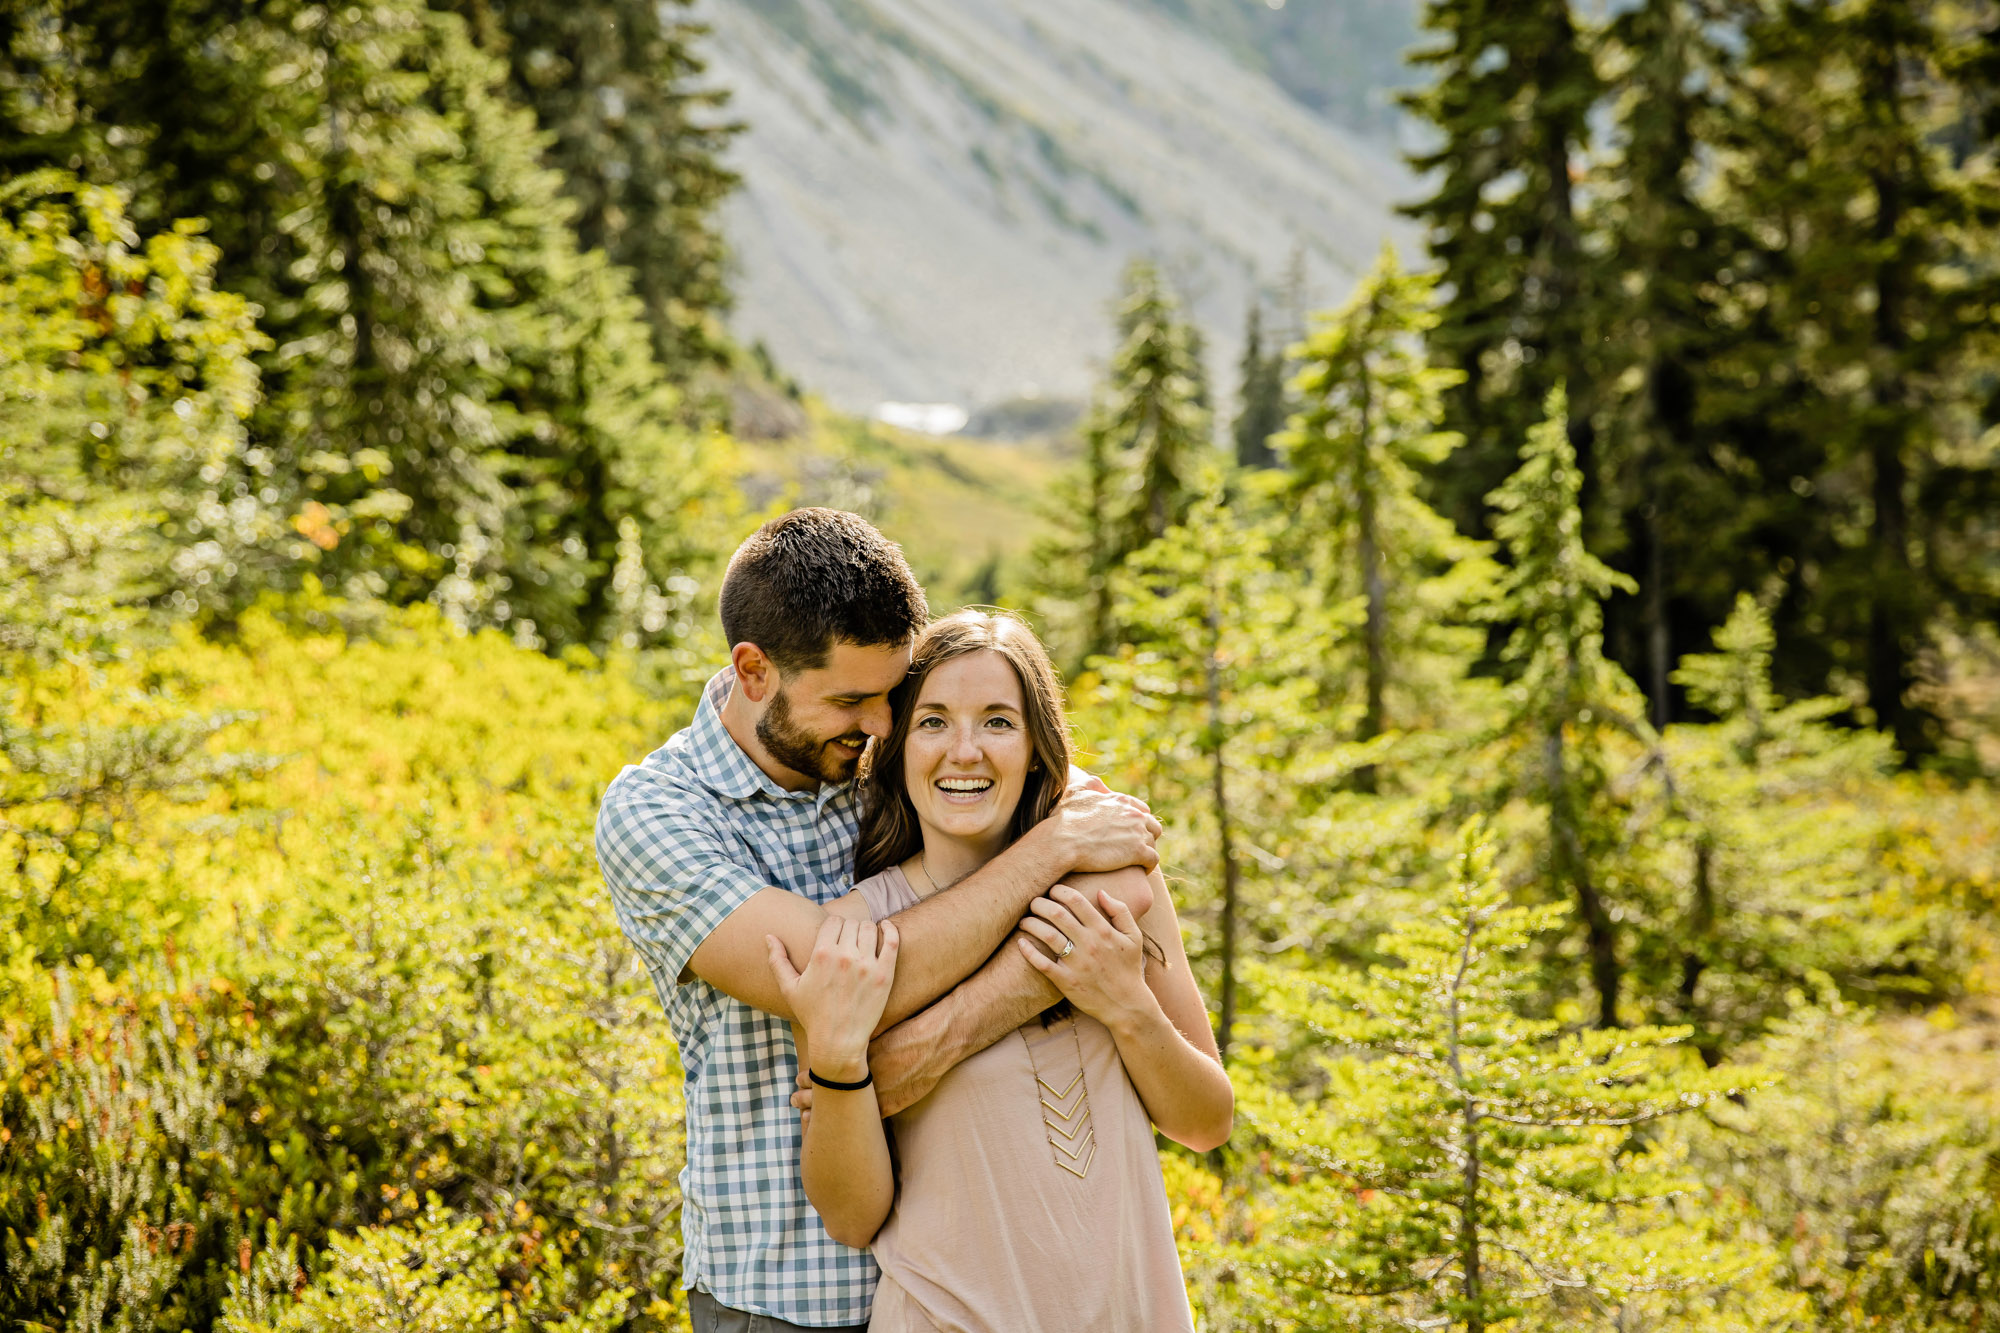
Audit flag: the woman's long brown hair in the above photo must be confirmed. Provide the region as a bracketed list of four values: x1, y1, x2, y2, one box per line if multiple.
[853, 609, 1073, 883]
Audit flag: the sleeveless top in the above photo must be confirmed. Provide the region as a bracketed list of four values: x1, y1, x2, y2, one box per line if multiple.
[854, 865, 1195, 1333]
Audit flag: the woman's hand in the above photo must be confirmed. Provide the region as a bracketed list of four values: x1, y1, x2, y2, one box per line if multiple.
[767, 916, 899, 1081]
[1016, 884, 1152, 1029]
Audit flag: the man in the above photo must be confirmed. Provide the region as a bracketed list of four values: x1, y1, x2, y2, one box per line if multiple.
[596, 509, 1160, 1332]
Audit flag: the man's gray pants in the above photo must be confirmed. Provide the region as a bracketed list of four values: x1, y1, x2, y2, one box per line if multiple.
[687, 1288, 871, 1333]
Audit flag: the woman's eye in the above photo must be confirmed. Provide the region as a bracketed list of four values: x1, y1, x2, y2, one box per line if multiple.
[917, 716, 945, 729]
[985, 717, 1014, 729]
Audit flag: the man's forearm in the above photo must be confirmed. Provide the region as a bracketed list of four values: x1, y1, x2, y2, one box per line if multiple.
[868, 935, 1059, 1115]
[869, 827, 1072, 1031]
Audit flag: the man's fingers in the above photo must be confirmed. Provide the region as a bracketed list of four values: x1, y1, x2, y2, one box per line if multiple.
[1141, 811, 1163, 839]
[1131, 841, 1161, 871]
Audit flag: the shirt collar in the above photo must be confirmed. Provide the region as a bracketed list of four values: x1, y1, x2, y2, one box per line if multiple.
[683, 666, 845, 804]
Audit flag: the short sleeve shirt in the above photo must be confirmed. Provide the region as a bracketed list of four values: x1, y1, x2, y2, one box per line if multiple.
[595, 668, 876, 1325]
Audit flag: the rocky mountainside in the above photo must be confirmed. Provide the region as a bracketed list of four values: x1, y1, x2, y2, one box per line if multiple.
[697, 0, 1417, 424]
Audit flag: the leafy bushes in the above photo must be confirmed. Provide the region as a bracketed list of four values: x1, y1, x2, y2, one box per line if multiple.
[3, 612, 694, 1331]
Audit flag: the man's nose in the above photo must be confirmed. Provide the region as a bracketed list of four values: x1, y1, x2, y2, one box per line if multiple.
[861, 698, 893, 739]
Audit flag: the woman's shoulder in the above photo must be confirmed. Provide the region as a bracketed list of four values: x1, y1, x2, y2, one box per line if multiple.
[852, 863, 919, 922]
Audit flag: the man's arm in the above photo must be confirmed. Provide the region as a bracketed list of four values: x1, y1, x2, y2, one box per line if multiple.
[685, 790, 1160, 1027]
[850, 866, 1153, 1115]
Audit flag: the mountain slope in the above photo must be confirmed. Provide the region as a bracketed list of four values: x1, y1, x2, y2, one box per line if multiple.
[698, 0, 1414, 417]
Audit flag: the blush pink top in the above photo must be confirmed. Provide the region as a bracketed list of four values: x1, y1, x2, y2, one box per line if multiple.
[854, 865, 1195, 1333]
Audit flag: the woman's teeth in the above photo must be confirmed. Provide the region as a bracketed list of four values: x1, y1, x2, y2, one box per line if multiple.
[937, 778, 992, 793]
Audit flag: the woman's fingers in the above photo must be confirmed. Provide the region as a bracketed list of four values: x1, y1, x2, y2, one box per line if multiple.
[877, 917, 899, 962]
[767, 935, 801, 990]
[1029, 893, 1088, 941]
[1048, 882, 1108, 930]
[1097, 890, 1140, 939]
[1018, 916, 1070, 954]
[1018, 936, 1058, 971]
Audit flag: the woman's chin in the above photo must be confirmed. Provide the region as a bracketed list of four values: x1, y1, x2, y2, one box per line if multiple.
[922, 810, 1008, 847]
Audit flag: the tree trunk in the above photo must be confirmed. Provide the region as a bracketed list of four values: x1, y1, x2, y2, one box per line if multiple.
[1861, 3, 1925, 761]
[1446, 918, 1484, 1333]
[1548, 723, 1620, 1027]
[1355, 356, 1386, 793]
[1204, 600, 1240, 1062]
[1644, 503, 1670, 730]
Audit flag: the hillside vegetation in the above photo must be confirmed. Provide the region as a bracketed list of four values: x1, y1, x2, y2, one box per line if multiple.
[5, 0, 2000, 1330]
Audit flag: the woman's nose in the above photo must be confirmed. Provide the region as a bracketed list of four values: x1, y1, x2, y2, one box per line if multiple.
[947, 724, 982, 762]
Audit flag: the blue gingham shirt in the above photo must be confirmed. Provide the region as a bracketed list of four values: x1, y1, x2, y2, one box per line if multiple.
[596, 669, 876, 1325]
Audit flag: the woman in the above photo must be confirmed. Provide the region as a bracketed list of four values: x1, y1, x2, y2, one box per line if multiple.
[763, 609, 1232, 1332]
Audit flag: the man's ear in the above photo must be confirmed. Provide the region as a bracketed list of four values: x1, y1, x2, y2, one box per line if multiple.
[731, 642, 780, 703]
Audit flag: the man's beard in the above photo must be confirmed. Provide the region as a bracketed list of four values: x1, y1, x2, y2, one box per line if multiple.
[757, 686, 868, 785]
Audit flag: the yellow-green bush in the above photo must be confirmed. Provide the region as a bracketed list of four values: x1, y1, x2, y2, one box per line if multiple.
[3, 607, 697, 1331]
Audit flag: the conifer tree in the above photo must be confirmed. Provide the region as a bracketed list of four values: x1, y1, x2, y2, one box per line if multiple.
[1399, 0, 1604, 535]
[1643, 594, 1910, 1053]
[1707, 0, 2000, 757]
[0, 171, 275, 966]
[1231, 300, 1285, 471]
[1686, 995, 2000, 1329]
[1239, 824, 1781, 1331]
[1278, 247, 1492, 777]
[1486, 386, 1644, 1026]
[1590, 0, 1743, 724]
[1050, 260, 1212, 659]
[1086, 488, 1316, 1058]
[0, 0, 718, 649]
[439, 0, 740, 383]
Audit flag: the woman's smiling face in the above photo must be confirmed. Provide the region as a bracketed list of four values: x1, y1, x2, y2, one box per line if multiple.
[903, 649, 1033, 858]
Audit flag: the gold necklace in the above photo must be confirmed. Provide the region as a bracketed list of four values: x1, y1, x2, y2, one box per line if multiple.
[917, 847, 968, 895]
[1020, 1015, 1096, 1179]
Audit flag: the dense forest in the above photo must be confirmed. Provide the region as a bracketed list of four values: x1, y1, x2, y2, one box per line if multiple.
[1, 0, 1996, 1330]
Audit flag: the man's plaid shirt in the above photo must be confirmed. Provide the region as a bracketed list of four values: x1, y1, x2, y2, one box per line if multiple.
[596, 668, 877, 1326]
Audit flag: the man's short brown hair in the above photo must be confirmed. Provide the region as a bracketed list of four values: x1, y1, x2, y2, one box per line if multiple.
[718, 508, 929, 672]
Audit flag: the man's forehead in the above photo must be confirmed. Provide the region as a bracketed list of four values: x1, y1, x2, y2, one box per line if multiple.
[805, 639, 913, 694]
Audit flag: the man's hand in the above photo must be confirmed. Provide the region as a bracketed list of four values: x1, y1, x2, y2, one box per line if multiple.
[1041, 784, 1162, 875]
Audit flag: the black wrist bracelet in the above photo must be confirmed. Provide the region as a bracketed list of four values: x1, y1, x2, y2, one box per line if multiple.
[809, 1068, 873, 1091]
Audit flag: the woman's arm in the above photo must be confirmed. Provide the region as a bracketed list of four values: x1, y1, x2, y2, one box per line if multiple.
[766, 917, 898, 1248]
[1017, 872, 1233, 1152]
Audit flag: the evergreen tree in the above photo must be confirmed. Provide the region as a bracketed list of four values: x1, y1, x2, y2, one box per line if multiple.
[1231, 299, 1285, 470]
[1238, 823, 1782, 1331]
[1278, 247, 1493, 779]
[1643, 594, 1917, 1054]
[1399, 0, 1604, 537]
[438, 0, 740, 384]
[1485, 386, 1643, 1027]
[1045, 260, 1213, 660]
[1590, 0, 1744, 725]
[0, 171, 276, 967]
[1686, 994, 2000, 1330]
[1685, 0, 2000, 758]
[1086, 487, 1318, 1059]
[0, 0, 720, 649]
